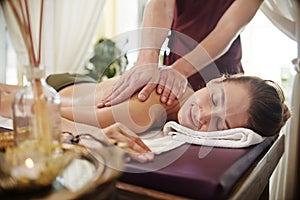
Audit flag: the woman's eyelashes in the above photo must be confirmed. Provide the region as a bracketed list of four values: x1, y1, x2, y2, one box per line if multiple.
[211, 93, 217, 106]
[215, 117, 223, 130]
[211, 93, 224, 131]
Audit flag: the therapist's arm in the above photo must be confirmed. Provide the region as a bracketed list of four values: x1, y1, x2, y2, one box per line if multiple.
[139, 0, 263, 106]
[136, 0, 174, 63]
[171, 0, 263, 77]
[98, 0, 175, 107]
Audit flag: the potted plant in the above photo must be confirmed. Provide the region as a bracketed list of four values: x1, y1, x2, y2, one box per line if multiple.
[85, 38, 128, 81]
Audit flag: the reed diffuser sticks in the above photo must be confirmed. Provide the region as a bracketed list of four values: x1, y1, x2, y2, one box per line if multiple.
[8, 0, 55, 152]
[8, 0, 44, 66]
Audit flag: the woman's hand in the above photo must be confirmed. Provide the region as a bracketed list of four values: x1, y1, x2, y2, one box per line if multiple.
[103, 123, 154, 163]
[61, 119, 154, 163]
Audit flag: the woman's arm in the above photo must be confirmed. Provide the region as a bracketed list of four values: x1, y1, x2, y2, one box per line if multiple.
[61, 118, 154, 163]
[61, 90, 170, 133]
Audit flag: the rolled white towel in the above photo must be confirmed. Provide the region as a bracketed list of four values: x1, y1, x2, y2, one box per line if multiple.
[141, 130, 185, 155]
[163, 121, 265, 148]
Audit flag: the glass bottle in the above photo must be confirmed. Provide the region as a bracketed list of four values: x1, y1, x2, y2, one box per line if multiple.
[12, 65, 61, 153]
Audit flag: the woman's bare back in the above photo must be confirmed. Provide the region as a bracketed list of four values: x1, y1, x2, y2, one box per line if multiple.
[58, 77, 117, 107]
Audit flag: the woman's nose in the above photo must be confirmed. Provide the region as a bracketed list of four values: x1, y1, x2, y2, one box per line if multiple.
[198, 108, 211, 125]
[198, 106, 225, 126]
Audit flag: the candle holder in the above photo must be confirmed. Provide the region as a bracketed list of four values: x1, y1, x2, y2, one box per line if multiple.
[0, 64, 72, 192]
[0, 134, 125, 199]
[0, 140, 77, 192]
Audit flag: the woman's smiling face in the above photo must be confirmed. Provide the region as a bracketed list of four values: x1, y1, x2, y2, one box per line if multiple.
[177, 81, 250, 131]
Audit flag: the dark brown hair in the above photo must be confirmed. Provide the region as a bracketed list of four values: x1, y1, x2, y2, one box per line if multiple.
[224, 75, 291, 137]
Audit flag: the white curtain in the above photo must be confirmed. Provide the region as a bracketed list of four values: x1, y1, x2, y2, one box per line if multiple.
[2, 0, 106, 80]
[261, 0, 299, 199]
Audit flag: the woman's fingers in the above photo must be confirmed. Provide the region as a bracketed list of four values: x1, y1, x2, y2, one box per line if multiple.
[103, 123, 154, 163]
[118, 123, 152, 151]
[129, 151, 154, 163]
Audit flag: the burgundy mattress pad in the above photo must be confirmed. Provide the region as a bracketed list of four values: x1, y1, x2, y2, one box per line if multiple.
[119, 137, 275, 199]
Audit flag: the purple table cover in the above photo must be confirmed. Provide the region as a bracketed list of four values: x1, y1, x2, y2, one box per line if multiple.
[119, 137, 275, 199]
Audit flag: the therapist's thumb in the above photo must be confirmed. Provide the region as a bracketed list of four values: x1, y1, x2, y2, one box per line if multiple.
[138, 82, 157, 102]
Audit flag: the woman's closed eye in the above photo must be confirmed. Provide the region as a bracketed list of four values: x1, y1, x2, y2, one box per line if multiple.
[211, 93, 223, 108]
[215, 117, 224, 131]
[211, 93, 218, 106]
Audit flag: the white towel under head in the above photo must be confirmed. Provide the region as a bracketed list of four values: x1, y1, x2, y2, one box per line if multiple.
[141, 121, 265, 155]
[162, 121, 265, 149]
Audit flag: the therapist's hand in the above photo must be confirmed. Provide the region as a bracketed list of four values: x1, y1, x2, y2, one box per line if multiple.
[155, 66, 188, 106]
[103, 123, 154, 163]
[138, 66, 188, 106]
[97, 64, 159, 108]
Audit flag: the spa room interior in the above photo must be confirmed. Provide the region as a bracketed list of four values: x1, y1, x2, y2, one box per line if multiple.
[0, 0, 299, 199]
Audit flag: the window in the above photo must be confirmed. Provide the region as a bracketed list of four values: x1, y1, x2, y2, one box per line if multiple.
[0, 6, 18, 85]
[0, 6, 6, 83]
[241, 10, 297, 103]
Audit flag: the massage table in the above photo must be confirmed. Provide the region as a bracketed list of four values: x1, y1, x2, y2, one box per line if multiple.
[0, 125, 284, 200]
[116, 134, 284, 200]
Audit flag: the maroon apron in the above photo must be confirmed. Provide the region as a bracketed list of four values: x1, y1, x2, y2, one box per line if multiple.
[164, 0, 244, 91]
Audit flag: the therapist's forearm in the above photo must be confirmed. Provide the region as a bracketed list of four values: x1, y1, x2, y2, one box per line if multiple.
[137, 0, 174, 65]
[171, 28, 236, 77]
[172, 0, 263, 77]
[171, 18, 243, 77]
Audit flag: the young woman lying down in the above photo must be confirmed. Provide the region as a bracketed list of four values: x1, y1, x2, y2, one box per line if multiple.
[0, 74, 290, 162]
